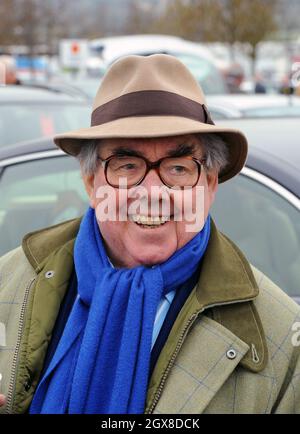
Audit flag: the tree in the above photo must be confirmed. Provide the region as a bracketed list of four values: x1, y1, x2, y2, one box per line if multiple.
[155, 0, 278, 76]
[0, 0, 75, 55]
[215, 0, 278, 74]
[152, 0, 200, 39]
[0, 0, 20, 47]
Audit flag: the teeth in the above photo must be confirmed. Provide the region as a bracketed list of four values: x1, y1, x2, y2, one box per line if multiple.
[129, 215, 170, 225]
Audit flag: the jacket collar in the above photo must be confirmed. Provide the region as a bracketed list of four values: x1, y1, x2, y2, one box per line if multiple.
[22, 216, 267, 372]
[22, 218, 81, 271]
[194, 220, 267, 372]
[197, 218, 259, 305]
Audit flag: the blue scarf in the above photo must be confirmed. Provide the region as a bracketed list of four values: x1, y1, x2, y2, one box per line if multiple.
[30, 208, 210, 414]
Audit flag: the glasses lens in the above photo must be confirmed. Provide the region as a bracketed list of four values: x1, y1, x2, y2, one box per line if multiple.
[160, 157, 199, 188]
[106, 156, 146, 187]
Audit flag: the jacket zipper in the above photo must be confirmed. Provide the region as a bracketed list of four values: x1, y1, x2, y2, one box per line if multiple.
[5, 278, 35, 413]
[146, 297, 255, 414]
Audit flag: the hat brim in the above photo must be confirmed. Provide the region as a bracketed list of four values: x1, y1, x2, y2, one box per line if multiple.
[54, 116, 248, 183]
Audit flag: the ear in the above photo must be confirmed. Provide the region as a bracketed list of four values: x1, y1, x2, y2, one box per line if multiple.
[82, 173, 96, 209]
[206, 169, 219, 205]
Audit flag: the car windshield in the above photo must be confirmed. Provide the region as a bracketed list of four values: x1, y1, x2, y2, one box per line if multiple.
[176, 54, 228, 95]
[0, 104, 90, 147]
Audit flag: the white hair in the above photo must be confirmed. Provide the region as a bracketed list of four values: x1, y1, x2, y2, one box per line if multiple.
[197, 133, 229, 173]
[77, 140, 100, 176]
[76, 133, 229, 177]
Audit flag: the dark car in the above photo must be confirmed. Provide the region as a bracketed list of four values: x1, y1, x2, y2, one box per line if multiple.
[0, 118, 299, 302]
[0, 85, 90, 147]
[212, 118, 300, 303]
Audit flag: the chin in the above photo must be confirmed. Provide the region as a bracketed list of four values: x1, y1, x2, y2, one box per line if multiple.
[132, 246, 176, 267]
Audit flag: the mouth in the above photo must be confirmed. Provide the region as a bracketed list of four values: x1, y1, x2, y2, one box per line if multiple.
[129, 215, 173, 229]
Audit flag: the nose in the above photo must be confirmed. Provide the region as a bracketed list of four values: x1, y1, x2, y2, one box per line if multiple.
[136, 167, 172, 215]
[140, 166, 163, 189]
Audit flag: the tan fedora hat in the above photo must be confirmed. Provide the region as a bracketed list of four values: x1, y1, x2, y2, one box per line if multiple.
[54, 54, 248, 183]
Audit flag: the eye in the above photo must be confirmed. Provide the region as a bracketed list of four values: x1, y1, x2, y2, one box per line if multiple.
[118, 163, 137, 171]
[109, 157, 142, 172]
[169, 165, 188, 175]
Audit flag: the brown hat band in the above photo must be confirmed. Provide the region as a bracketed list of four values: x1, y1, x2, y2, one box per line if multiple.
[91, 90, 215, 127]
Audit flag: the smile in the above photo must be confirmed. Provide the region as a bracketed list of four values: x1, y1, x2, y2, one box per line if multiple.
[129, 215, 172, 228]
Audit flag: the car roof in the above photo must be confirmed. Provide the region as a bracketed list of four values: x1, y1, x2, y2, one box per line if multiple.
[207, 94, 300, 111]
[218, 117, 300, 169]
[219, 117, 300, 197]
[0, 136, 57, 162]
[0, 119, 299, 197]
[90, 34, 217, 65]
[0, 85, 87, 103]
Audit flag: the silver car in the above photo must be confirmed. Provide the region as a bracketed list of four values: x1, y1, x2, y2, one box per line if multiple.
[0, 85, 90, 147]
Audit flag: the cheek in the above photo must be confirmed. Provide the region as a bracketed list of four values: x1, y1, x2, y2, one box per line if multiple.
[197, 172, 216, 219]
[205, 173, 218, 212]
[171, 172, 216, 246]
[99, 220, 123, 244]
[92, 173, 124, 215]
[172, 185, 206, 228]
[87, 172, 105, 209]
[204, 185, 212, 217]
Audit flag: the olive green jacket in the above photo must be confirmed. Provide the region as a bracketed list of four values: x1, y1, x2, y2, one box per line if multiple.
[0, 218, 299, 414]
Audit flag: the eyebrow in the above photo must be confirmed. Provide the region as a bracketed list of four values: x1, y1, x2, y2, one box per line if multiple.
[108, 143, 196, 159]
[166, 143, 196, 157]
[109, 147, 144, 157]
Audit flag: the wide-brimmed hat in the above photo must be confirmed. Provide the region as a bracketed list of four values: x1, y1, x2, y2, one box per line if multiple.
[54, 54, 248, 183]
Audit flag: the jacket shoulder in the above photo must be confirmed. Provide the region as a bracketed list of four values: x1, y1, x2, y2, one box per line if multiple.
[0, 246, 35, 275]
[251, 265, 300, 318]
[251, 266, 300, 413]
[252, 266, 300, 390]
[0, 246, 36, 414]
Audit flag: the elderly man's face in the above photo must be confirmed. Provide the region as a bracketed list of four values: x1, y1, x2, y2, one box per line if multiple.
[83, 134, 218, 268]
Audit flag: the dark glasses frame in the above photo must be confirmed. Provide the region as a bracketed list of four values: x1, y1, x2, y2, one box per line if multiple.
[97, 154, 206, 189]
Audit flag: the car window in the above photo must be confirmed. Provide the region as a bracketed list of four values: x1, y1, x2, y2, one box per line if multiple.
[0, 155, 88, 256]
[243, 106, 300, 118]
[0, 104, 90, 147]
[207, 109, 227, 120]
[175, 54, 228, 95]
[208, 107, 240, 120]
[211, 173, 300, 298]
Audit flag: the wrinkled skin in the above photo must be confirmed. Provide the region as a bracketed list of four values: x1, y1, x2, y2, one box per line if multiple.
[83, 134, 218, 268]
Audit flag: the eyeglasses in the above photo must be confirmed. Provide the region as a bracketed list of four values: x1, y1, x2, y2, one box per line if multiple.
[97, 154, 206, 189]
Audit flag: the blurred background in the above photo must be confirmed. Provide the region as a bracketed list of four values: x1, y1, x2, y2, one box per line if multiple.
[0, 0, 300, 95]
[0, 0, 300, 302]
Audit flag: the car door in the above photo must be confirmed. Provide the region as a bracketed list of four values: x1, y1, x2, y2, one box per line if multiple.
[211, 167, 300, 303]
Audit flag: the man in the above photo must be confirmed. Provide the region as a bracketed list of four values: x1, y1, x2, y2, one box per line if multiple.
[254, 73, 267, 94]
[0, 54, 299, 414]
[223, 62, 245, 94]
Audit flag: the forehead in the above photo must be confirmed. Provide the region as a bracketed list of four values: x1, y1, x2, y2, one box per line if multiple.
[99, 134, 202, 154]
